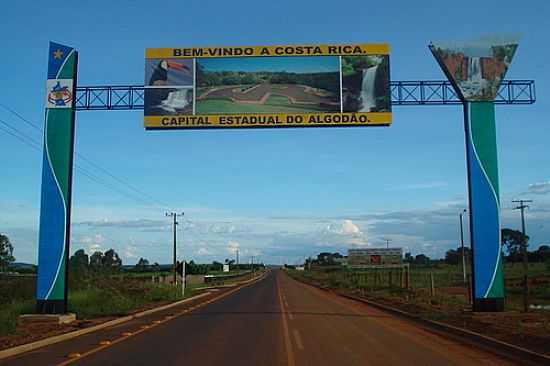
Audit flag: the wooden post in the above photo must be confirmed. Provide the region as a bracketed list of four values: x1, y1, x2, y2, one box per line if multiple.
[468, 274, 472, 304]
[430, 272, 435, 297]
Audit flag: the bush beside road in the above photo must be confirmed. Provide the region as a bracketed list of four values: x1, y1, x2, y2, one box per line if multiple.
[0, 268, 265, 349]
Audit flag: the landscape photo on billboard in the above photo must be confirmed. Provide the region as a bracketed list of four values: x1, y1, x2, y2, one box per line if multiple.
[144, 87, 193, 116]
[145, 58, 193, 87]
[430, 36, 518, 100]
[341, 55, 391, 113]
[195, 56, 341, 114]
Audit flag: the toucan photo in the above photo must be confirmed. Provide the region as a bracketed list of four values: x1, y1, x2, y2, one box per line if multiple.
[149, 60, 191, 86]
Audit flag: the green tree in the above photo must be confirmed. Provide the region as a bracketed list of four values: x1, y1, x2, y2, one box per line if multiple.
[70, 249, 89, 272]
[211, 261, 223, 272]
[444, 249, 459, 265]
[444, 247, 471, 265]
[135, 257, 150, 272]
[414, 254, 430, 265]
[502, 228, 529, 263]
[0, 233, 15, 272]
[102, 249, 122, 271]
[89, 251, 104, 269]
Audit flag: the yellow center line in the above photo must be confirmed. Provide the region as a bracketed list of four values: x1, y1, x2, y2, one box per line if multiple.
[278, 276, 296, 366]
[55, 272, 268, 366]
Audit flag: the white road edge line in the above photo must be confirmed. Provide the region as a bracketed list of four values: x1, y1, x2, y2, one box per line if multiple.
[292, 329, 304, 350]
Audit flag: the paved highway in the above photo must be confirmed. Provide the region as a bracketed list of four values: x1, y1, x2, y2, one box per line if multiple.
[4, 270, 517, 365]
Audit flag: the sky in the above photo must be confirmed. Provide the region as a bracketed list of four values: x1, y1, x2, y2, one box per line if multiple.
[199, 56, 339, 73]
[0, 0, 549, 266]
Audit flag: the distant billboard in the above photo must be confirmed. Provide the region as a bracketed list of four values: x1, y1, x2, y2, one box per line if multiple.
[430, 36, 518, 101]
[347, 248, 402, 268]
[144, 44, 391, 129]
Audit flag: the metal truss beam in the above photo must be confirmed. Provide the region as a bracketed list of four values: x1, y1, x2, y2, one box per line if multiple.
[75, 80, 535, 111]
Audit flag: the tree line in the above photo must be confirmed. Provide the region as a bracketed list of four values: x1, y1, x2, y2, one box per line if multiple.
[303, 227, 550, 268]
[196, 63, 340, 92]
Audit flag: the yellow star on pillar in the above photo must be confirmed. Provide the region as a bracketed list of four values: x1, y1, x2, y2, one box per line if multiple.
[53, 49, 64, 59]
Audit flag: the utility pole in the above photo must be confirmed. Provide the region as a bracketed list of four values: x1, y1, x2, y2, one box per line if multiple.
[236, 249, 239, 267]
[166, 212, 184, 286]
[512, 199, 532, 312]
[383, 238, 392, 249]
[459, 209, 467, 285]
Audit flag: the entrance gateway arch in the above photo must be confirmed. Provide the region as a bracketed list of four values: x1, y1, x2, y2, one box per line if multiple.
[37, 38, 535, 314]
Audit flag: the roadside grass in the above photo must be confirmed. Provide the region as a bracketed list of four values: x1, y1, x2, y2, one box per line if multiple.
[0, 278, 35, 336]
[68, 282, 190, 319]
[0, 300, 34, 336]
[290, 262, 550, 312]
[0, 274, 195, 335]
[0, 269, 261, 336]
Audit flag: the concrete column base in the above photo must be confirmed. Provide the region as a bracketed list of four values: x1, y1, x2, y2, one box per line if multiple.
[19, 313, 76, 325]
[473, 298, 504, 312]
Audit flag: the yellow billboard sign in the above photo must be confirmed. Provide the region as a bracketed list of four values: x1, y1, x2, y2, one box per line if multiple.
[144, 43, 391, 130]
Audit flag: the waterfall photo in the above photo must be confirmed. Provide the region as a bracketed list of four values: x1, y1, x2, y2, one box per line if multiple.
[341, 55, 391, 113]
[144, 87, 194, 115]
[430, 36, 518, 100]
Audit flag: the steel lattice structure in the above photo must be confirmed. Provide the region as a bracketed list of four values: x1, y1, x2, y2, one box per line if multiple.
[74, 80, 535, 111]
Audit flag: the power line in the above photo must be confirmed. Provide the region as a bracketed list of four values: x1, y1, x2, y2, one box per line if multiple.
[0, 116, 165, 209]
[0, 122, 42, 150]
[0, 107, 168, 209]
[0, 103, 43, 133]
[73, 152, 167, 209]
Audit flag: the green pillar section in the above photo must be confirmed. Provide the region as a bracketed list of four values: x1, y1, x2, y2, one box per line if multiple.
[430, 36, 518, 312]
[45, 109, 74, 300]
[467, 101, 504, 308]
[36, 42, 78, 314]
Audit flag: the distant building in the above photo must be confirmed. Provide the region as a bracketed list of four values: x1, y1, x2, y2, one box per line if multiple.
[347, 248, 403, 268]
[334, 257, 347, 266]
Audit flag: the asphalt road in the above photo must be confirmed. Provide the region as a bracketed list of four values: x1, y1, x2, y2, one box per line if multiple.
[3, 270, 517, 366]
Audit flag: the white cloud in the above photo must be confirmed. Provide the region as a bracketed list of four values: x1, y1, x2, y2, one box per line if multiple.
[396, 181, 448, 190]
[72, 234, 105, 254]
[341, 220, 361, 235]
[77, 219, 166, 229]
[528, 181, 550, 195]
[123, 242, 137, 260]
[325, 219, 361, 235]
[226, 240, 240, 254]
[321, 220, 368, 246]
[196, 247, 212, 256]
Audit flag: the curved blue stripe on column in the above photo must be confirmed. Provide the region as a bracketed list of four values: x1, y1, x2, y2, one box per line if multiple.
[36, 149, 66, 300]
[468, 137, 500, 298]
